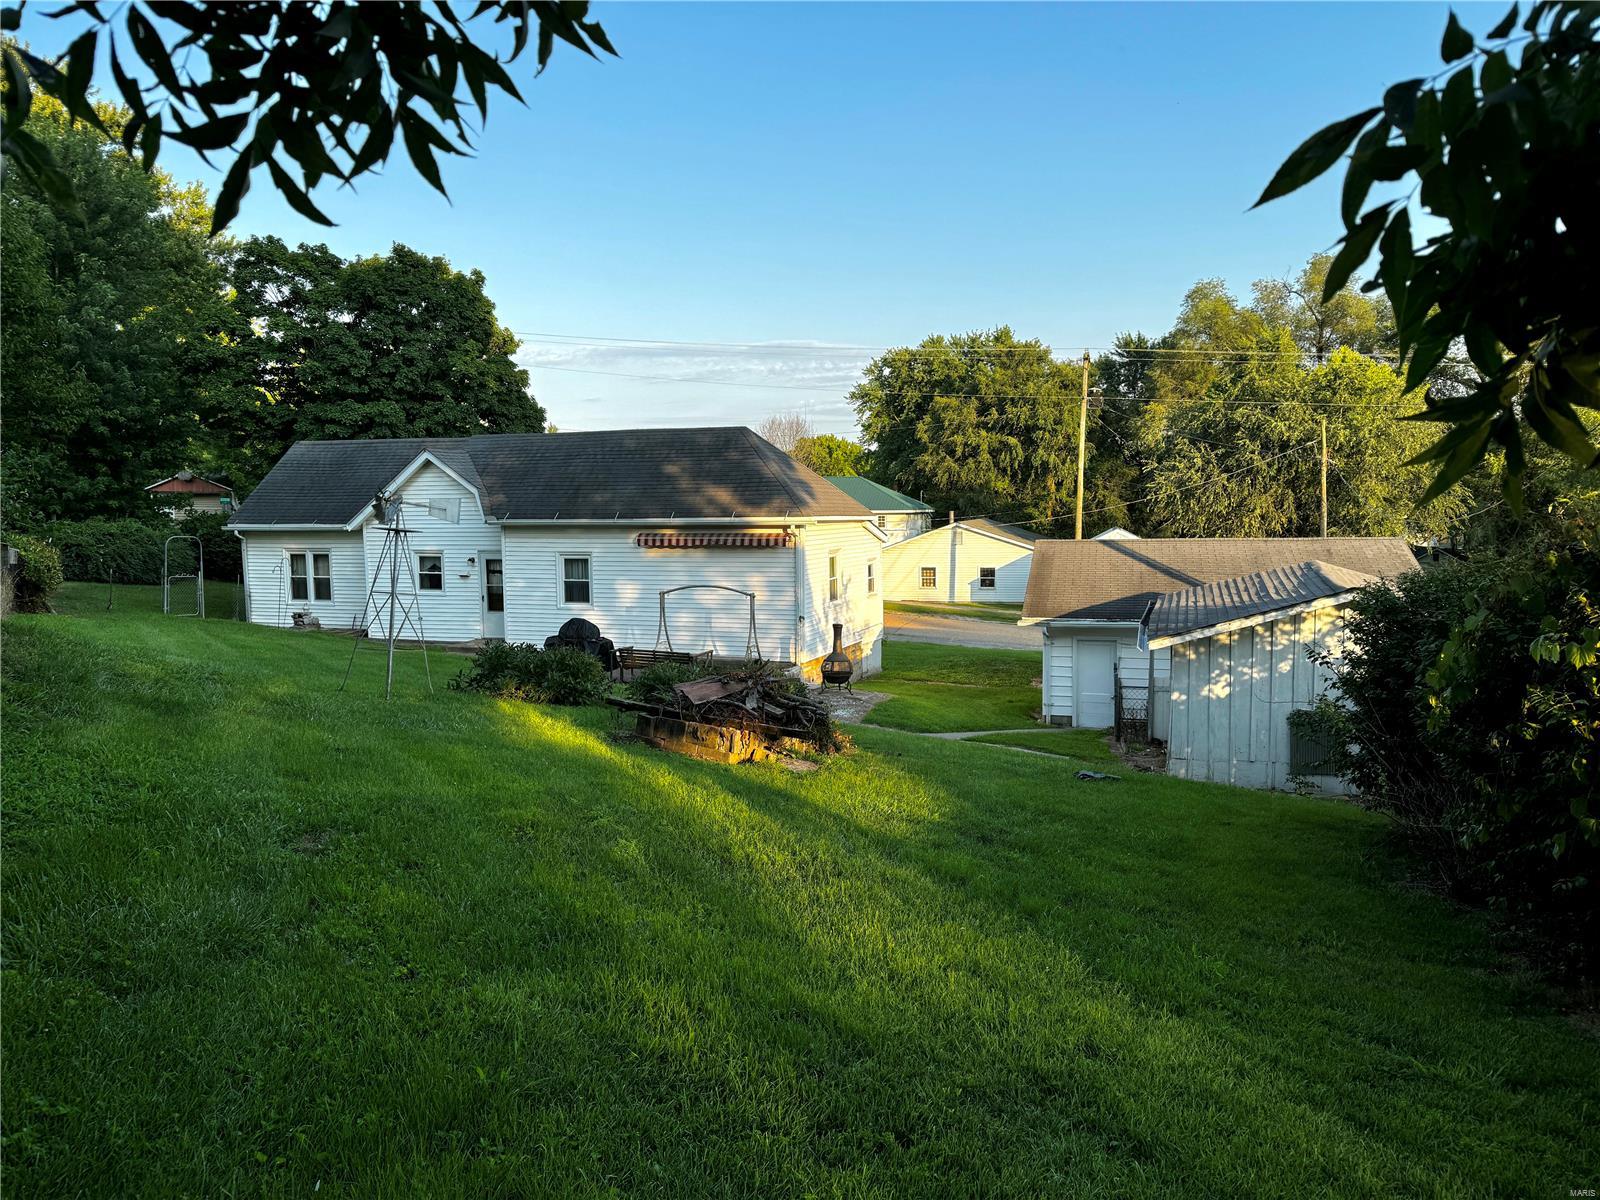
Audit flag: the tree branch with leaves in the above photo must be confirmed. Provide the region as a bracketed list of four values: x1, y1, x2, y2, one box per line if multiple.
[1, 1, 616, 233]
[1255, 1, 1599, 503]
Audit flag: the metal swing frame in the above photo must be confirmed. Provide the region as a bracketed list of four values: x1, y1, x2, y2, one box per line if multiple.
[162, 534, 205, 618]
[655, 584, 762, 663]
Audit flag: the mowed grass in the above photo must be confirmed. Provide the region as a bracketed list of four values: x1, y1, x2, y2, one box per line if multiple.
[3, 585, 1597, 1197]
[885, 600, 1025, 624]
[865, 642, 1041, 733]
[965, 728, 1122, 765]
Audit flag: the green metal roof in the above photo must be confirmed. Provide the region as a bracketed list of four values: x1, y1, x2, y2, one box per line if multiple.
[823, 476, 933, 513]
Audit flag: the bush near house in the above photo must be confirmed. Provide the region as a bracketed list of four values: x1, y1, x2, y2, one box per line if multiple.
[451, 643, 611, 706]
[0, 533, 63, 613]
[1306, 515, 1600, 975]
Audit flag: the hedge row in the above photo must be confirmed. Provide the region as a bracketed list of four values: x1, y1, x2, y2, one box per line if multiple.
[43, 513, 242, 584]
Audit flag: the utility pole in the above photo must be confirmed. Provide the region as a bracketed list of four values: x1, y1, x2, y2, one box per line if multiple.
[1075, 351, 1090, 539]
[1320, 416, 1329, 539]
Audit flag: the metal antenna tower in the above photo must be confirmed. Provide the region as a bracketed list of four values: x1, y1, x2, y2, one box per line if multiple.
[339, 490, 442, 700]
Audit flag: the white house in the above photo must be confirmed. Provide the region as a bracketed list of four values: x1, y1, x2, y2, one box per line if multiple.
[1144, 560, 1383, 793]
[882, 518, 1038, 603]
[146, 471, 235, 517]
[227, 427, 888, 679]
[1019, 537, 1418, 732]
[824, 477, 933, 543]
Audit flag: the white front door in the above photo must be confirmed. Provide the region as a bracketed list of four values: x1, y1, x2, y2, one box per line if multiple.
[481, 552, 505, 639]
[1074, 639, 1117, 729]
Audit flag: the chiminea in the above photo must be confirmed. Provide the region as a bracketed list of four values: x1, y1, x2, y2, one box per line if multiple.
[820, 623, 854, 689]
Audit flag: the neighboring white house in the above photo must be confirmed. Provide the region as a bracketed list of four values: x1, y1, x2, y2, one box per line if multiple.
[146, 471, 235, 517]
[1019, 537, 1418, 733]
[824, 477, 933, 543]
[1144, 561, 1381, 793]
[882, 518, 1038, 603]
[1091, 526, 1139, 541]
[228, 427, 888, 680]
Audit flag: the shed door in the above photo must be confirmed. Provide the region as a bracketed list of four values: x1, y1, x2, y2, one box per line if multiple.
[1074, 639, 1117, 729]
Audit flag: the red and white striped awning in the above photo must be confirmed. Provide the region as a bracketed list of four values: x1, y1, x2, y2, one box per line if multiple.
[635, 531, 794, 549]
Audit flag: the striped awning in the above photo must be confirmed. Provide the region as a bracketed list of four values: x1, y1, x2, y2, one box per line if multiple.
[635, 531, 794, 549]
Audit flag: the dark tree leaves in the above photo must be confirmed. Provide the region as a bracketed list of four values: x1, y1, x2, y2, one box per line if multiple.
[1257, 2, 1600, 495]
[3, 1, 617, 233]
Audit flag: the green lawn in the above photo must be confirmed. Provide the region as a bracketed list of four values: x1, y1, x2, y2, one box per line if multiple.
[864, 641, 1041, 733]
[4, 585, 1597, 1196]
[965, 728, 1122, 765]
[885, 600, 1025, 624]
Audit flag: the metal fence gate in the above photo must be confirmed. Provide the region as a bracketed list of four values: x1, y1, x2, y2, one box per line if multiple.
[1113, 662, 1150, 745]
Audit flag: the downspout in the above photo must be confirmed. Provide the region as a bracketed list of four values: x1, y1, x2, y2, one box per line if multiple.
[233, 529, 249, 623]
[792, 526, 807, 665]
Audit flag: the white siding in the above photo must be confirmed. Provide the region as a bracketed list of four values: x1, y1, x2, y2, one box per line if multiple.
[796, 521, 884, 676]
[500, 527, 802, 662]
[881, 524, 1033, 602]
[1164, 605, 1350, 793]
[359, 463, 496, 643]
[1039, 622, 1168, 728]
[873, 512, 933, 544]
[241, 532, 368, 631]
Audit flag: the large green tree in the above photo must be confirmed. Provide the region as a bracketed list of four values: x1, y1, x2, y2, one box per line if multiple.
[851, 328, 1078, 527]
[217, 236, 544, 487]
[792, 434, 865, 476]
[0, 90, 232, 526]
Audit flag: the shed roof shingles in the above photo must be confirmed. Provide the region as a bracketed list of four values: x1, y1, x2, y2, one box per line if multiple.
[1144, 560, 1379, 641]
[1021, 536, 1417, 621]
[231, 428, 872, 527]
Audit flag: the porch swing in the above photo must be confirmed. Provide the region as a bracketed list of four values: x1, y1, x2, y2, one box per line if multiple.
[614, 584, 759, 679]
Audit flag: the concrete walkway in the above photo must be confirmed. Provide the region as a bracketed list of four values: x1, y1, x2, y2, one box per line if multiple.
[882, 610, 1040, 650]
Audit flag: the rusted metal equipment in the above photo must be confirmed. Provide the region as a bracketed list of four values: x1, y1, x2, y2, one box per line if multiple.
[607, 667, 841, 762]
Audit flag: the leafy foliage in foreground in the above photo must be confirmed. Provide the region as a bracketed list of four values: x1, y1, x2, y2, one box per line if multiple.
[2, 590, 1595, 1194]
[0, 532, 62, 612]
[1302, 512, 1600, 974]
[451, 642, 610, 707]
[2, 2, 615, 232]
[1256, 1, 1600, 496]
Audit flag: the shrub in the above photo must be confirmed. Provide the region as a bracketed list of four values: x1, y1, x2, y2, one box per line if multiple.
[624, 661, 718, 706]
[181, 511, 244, 582]
[1307, 516, 1600, 975]
[3, 532, 65, 612]
[44, 518, 167, 584]
[451, 643, 610, 707]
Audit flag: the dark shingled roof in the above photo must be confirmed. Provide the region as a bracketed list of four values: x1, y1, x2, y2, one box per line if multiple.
[1144, 560, 1379, 644]
[1021, 536, 1417, 621]
[824, 476, 933, 513]
[230, 428, 872, 526]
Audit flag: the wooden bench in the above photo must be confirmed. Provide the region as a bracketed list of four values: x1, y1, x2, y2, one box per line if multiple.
[615, 646, 713, 680]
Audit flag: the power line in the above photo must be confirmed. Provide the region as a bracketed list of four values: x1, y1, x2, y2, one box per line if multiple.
[530, 362, 1423, 407]
[512, 329, 1403, 361]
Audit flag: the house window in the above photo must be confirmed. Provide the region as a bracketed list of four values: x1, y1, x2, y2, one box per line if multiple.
[313, 553, 333, 601]
[288, 552, 308, 600]
[562, 556, 591, 604]
[418, 554, 443, 591]
[920, 566, 937, 589]
[978, 566, 997, 590]
[876, 515, 886, 529]
[867, 559, 877, 595]
[828, 552, 840, 602]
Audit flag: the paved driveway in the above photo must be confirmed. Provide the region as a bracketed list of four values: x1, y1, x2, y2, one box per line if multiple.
[883, 609, 1041, 650]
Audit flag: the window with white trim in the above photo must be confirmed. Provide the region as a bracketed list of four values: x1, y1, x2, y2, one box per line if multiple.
[418, 553, 444, 591]
[828, 552, 840, 602]
[313, 552, 333, 601]
[920, 566, 937, 589]
[866, 558, 877, 594]
[876, 515, 886, 529]
[562, 556, 591, 604]
[288, 552, 308, 601]
[978, 566, 997, 589]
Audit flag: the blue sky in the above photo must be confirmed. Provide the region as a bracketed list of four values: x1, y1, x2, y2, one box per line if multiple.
[23, 1, 1485, 435]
